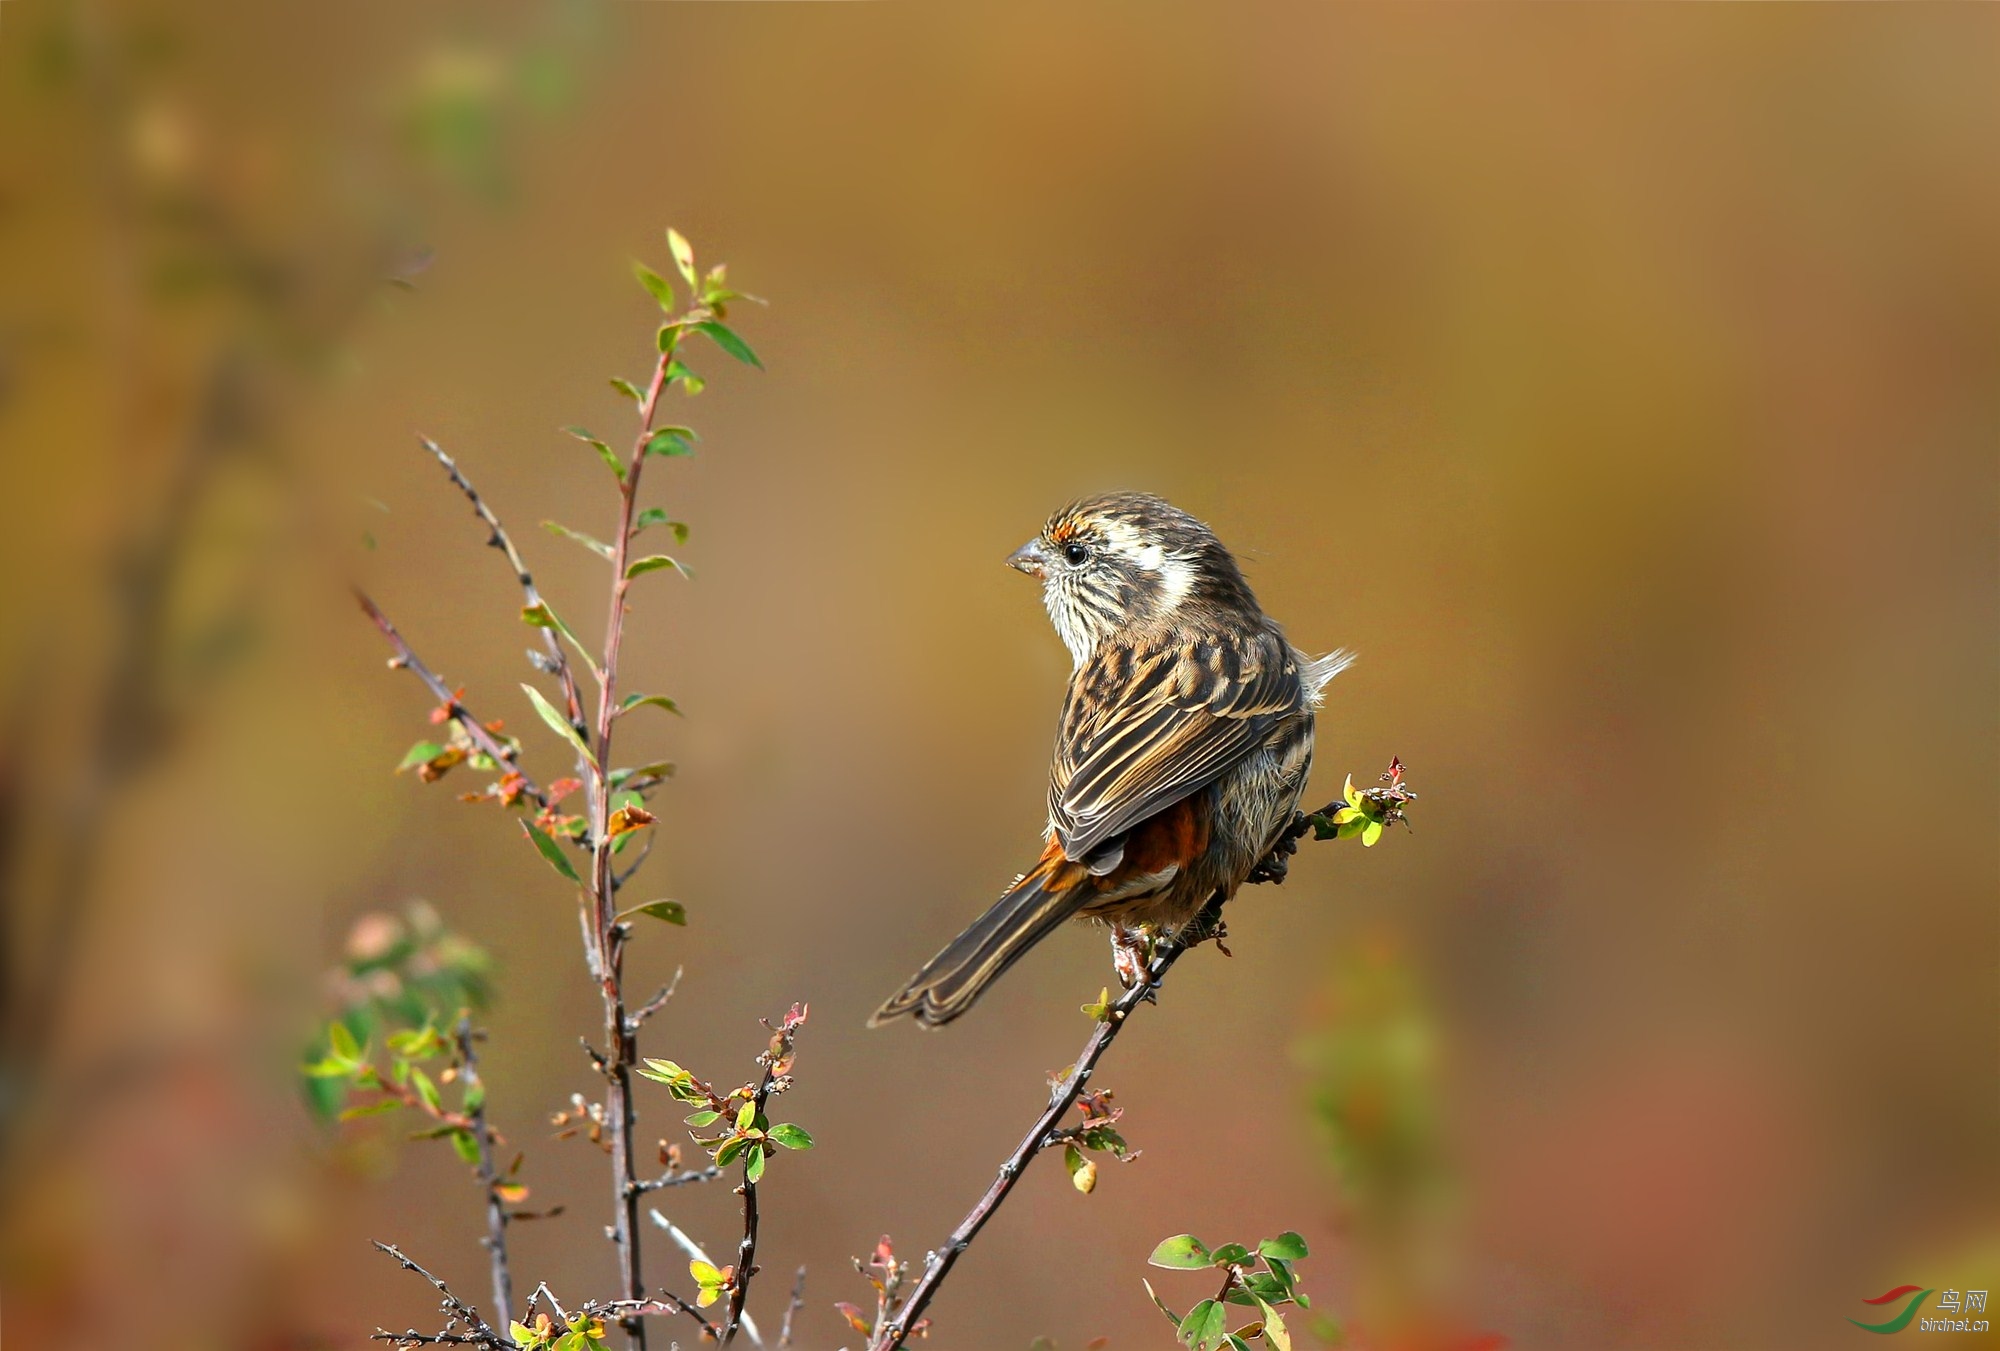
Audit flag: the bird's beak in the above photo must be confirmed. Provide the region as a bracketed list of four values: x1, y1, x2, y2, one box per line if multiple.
[1005, 538, 1048, 579]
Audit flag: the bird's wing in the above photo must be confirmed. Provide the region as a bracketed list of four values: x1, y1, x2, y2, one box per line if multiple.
[1051, 626, 1302, 863]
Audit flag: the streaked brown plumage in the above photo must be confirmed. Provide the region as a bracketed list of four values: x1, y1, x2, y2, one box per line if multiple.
[871, 493, 1350, 1029]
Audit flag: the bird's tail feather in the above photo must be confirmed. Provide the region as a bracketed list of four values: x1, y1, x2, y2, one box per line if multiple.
[869, 862, 1085, 1029]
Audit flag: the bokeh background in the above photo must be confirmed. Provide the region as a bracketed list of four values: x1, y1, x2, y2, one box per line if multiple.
[2, 4, 1995, 1349]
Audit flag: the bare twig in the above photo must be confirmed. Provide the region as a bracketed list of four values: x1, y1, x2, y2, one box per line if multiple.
[865, 797, 1382, 1349]
[353, 588, 549, 811]
[417, 434, 594, 743]
[627, 966, 683, 1032]
[633, 1163, 722, 1194]
[371, 1241, 510, 1350]
[455, 1017, 514, 1331]
[779, 1266, 807, 1348]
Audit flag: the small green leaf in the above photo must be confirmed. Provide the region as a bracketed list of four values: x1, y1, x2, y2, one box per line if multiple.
[638, 1058, 687, 1084]
[744, 1141, 767, 1182]
[521, 819, 581, 883]
[689, 320, 762, 368]
[1343, 773, 1361, 808]
[666, 228, 697, 287]
[1178, 1299, 1225, 1350]
[714, 1136, 747, 1167]
[542, 520, 612, 559]
[410, 1066, 441, 1113]
[618, 693, 681, 717]
[396, 740, 445, 773]
[736, 1100, 757, 1130]
[615, 899, 686, 926]
[685, 1109, 722, 1127]
[1362, 819, 1384, 847]
[1257, 1232, 1309, 1261]
[768, 1122, 814, 1151]
[633, 260, 675, 311]
[609, 377, 642, 403]
[689, 1259, 723, 1288]
[1149, 1235, 1212, 1269]
[450, 1127, 481, 1165]
[633, 507, 690, 544]
[1143, 1278, 1183, 1327]
[328, 1020, 361, 1061]
[1255, 1300, 1292, 1351]
[521, 683, 597, 767]
[1210, 1243, 1251, 1268]
[625, 555, 692, 581]
[520, 601, 603, 681]
[563, 425, 624, 481]
[644, 427, 697, 457]
[337, 1098, 401, 1120]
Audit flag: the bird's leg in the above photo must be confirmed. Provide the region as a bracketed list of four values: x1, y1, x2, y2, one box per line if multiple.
[1109, 924, 1149, 990]
[1246, 818, 1303, 886]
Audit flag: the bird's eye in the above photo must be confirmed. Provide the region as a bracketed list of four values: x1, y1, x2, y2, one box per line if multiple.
[1063, 542, 1090, 566]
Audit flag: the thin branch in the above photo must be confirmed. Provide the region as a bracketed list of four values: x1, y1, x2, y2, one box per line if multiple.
[720, 1062, 777, 1346]
[652, 1209, 763, 1345]
[371, 1241, 510, 1350]
[863, 795, 1389, 1350]
[779, 1266, 807, 1348]
[353, 588, 548, 811]
[627, 965, 683, 1032]
[417, 434, 595, 739]
[634, 1163, 722, 1194]
[456, 1017, 514, 1331]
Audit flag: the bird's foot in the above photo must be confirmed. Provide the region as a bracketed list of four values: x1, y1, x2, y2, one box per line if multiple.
[1109, 926, 1149, 991]
[1246, 824, 1301, 886]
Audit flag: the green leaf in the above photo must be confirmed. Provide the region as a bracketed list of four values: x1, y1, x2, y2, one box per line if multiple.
[450, 1127, 481, 1165]
[633, 507, 690, 544]
[618, 693, 681, 717]
[609, 377, 642, 404]
[637, 1058, 687, 1084]
[1362, 819, 1384, 847]
[736, 1100, 756, 1130]
[542, 520, 613, 560]
[633, 260, 675, 311]
[1178, 1300, 1225, 1350]
[689, 1259, 723, 1289]
[689, 320, 762, 369]
[1252, 1298, 1292, 1351]
[625, 555, 692, 581]
[608, 761, 676, 788]
[744, 1141, 767, 1183]
[685, 1109, 722, 1128]
[563, 425, 624, 481]
[1143, 1278, 1183, 1327]
[768, 1122, 814, 1151]
[1149, 1235, 1212, 1270]
[644, 427, 696, 457]
[337, 1098, 402, 1120]
[520, 601, 603, 681]
[1258, 1232, 1309, 1261]
[521, 683, 597, 767]
[520, 819, 581, 883]
[410, 1066, 441, 1113]
[462, 1078, 486, 1114]
[714, 1136, 747, 1167]
[396, 740, 445, 773]
[1210, 1243, 1251, 1268]
[666, 228, 697, 287]
[328, 1020, 361, 1062]
[615, 899, 686, 926]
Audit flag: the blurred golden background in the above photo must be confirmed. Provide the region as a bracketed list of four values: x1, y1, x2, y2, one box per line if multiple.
[2, 3, 1995, 1348]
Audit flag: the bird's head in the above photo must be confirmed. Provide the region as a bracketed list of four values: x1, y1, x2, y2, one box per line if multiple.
[1006, 492, 1257, 665]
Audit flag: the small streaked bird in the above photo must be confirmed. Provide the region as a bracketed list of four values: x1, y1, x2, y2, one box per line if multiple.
[871, 492, 1350, 1029]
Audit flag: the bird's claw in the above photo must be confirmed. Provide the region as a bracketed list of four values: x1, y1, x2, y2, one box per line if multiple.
[1110, 927, 1149, 991]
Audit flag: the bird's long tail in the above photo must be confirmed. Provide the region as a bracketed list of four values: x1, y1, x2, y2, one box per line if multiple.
[869, 852, 1087, 1029]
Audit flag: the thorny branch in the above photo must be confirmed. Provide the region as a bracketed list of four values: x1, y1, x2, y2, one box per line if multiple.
[455, 1017, 514, 1332]
[720, 1060, 779, 1347]
[370, 1242, 509, 1350]
[354, 589, 548, 811]
[865, 775, 1412, 1351]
